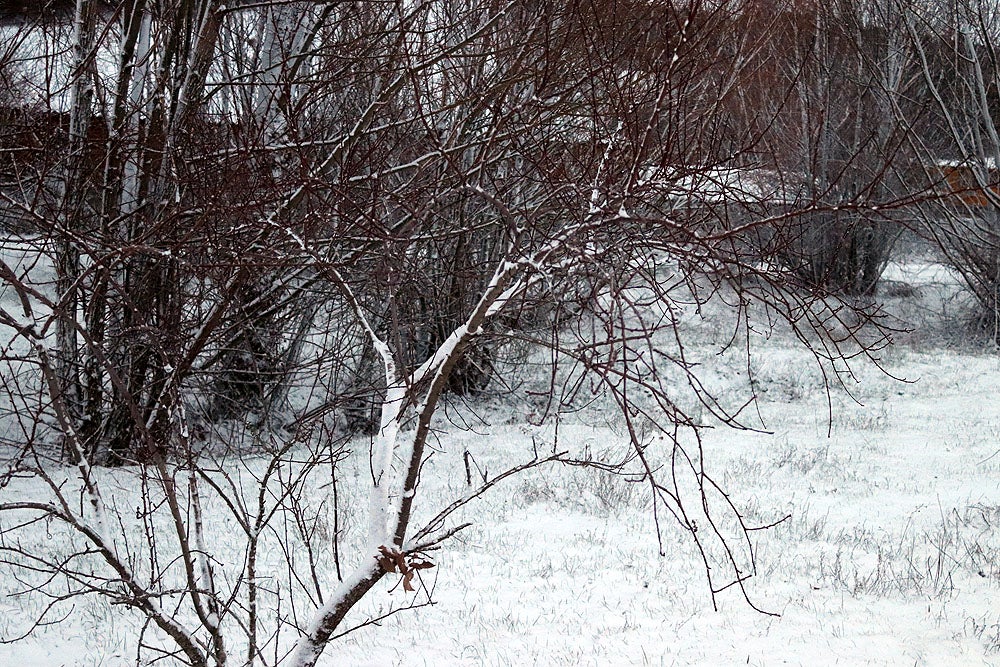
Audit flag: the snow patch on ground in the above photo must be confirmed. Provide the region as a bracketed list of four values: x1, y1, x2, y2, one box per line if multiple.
[1, 261, 999, 665]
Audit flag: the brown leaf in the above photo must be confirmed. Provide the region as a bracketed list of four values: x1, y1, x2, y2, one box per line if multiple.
[378, 547, 435, 590]
[377, 545, 401, 573]
[402, 570, 416, 592]
[409, 560, 435, 570]
[392, 553, 408, 574]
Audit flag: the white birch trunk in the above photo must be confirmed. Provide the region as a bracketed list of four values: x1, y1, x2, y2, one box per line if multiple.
[120, 9, 152, 214]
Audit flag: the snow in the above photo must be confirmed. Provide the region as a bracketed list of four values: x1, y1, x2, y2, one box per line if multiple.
[1, 259, 999, 665]
[935, 157, 999, 170]
[641, 166, 801, 205]
[880, 260, 960, 287]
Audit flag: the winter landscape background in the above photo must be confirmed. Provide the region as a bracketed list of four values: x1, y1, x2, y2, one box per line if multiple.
[0, 1, 999, 665]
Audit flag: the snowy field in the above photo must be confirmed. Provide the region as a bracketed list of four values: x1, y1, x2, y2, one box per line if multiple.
[1, 254, 999, 666]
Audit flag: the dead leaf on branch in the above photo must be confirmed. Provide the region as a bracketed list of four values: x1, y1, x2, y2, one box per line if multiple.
[377, 545, 407, 573]
[376, 546, 436, 592]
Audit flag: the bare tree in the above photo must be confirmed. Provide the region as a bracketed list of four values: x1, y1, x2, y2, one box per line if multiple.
[0, 1, 910, 665]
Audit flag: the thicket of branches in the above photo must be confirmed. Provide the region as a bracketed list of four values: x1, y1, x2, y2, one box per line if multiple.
[0, 0, 993, 665]
[902, 0, 1000, 341]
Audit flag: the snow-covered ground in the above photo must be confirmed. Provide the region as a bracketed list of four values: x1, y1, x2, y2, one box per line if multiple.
[1, 256, 998, 666]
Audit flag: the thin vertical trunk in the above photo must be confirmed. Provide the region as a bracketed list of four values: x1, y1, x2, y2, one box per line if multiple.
[56, 0, 100, 458]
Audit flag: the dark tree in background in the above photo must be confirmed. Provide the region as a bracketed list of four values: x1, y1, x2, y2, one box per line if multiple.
[903, 0, 1000, 341]
[731, 0, 922, 297]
